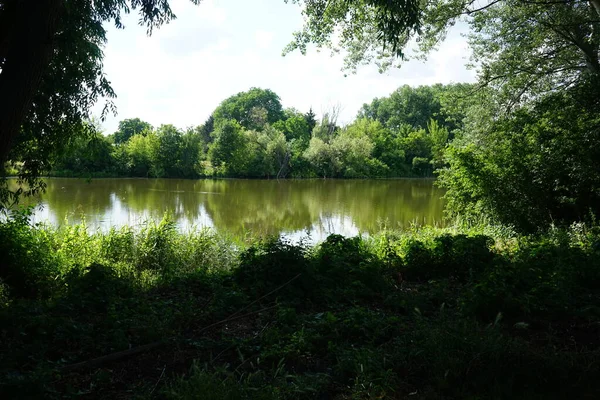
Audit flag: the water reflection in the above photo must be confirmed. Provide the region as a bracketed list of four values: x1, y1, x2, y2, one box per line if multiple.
[12, 178, 446, 241]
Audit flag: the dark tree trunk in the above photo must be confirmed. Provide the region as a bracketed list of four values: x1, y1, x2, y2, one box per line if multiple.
[0, 0, 62, 163]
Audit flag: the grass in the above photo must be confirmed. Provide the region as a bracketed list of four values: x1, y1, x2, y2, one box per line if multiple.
[1, 210, 600, 399]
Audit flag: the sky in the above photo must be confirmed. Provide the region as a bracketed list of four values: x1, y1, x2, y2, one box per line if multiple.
[94, 0, 476, 134]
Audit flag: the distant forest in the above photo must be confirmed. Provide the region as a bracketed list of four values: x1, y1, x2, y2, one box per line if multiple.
[47, 84, 474, 179]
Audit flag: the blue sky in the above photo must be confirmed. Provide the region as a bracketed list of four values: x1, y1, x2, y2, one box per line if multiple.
[94, 0, 476, 134]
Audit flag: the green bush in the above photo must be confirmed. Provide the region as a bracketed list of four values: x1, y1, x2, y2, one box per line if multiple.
[1, 219, 600, 399]
[439, 83, 600, 232]
[461, 236, 600, 319]
[136, 216, 178, 273]
[313, 234, 393, 300]
[402, 234, 494, 282]
[0, 209, 61, 298]
[233, 238, 313, 302]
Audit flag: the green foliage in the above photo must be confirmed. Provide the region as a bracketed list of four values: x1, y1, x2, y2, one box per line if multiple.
[439, 82, 600, 232]
[272, 108, 312, 144]
[112, 118, 153, 145]
[2, 217, 600, 399]
[124, 132, 158, 177]
[0, 208, 60, 298]
[1, 0, 201, 207]
[234, 239, 313, 301]
[402, 234, 494, 282]
[136, 216, 178, 273]
[462, 234, 600, 319]
[23, 82, 463, 183]
[313, 234, 392, 300]
[289, 0, 599, 100]
[359, 84, 471, 133]
[208, 120, 249, 176]
[212, 88, 285, 131]
[284, 0, 422, 69]
[302, 137, 337, 178]
[52, 129, 116, 176]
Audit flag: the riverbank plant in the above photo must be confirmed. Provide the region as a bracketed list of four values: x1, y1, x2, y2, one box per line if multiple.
[1, 212, 600, 399]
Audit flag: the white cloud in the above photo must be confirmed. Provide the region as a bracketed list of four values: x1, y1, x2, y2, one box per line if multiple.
[254, 30, 274, 49]
[93, 1, 475, 134]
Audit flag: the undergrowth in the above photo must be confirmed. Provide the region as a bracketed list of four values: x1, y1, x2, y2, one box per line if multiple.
[1, 211, 599, 399]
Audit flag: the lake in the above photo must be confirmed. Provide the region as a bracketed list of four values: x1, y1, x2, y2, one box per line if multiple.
[12, 178, 445, 241]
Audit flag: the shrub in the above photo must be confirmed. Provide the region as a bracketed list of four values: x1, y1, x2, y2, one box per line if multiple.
[136, 216, 178, 273]
[402, 234, 494, 282]
[313, 234, 392, 300]
[233, 238, 313, 301]
[0, 209, 61, 298]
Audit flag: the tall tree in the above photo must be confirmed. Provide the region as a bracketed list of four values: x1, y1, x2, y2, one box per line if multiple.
[288, 0, 600, 103]
[113, 118, 153, 144]
[439, 82, 600, 231]
[208, 120, 248, 176]
[0, 0, 200, 205]
[358, 84, 474, 133]
[211, 88, 285, 131]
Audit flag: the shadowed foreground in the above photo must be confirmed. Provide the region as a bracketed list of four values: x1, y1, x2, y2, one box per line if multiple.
[1, 214, 600, 399]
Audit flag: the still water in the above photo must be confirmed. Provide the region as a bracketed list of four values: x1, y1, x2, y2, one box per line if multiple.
[14, 178, 445, 241]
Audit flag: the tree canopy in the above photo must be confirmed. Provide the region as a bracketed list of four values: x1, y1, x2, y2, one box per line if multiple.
[2, 0, 600, 234]
[38, 85, 459, 180]
[211, 88, 286, 131]
[0, 0, 199, 205]
[113, 118, 153, 144]
[289, 0, 600, 103]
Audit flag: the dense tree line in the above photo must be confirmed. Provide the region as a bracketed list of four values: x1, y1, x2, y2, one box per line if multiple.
[2, 0, 600, 396]
[2, 0, 599, 233]
[294, 0, 600, 232]
[50, 85, 469, 179]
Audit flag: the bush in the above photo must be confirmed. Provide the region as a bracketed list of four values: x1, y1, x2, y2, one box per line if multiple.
[461, 235, 600, 319]
[402, 234, 494, 282]
[233, 238, 313, 302]
[0, 209, 61, 298]
[136, 216, 178, 273]
[439, 83, 600, 233]
[313, 234, 393, 300]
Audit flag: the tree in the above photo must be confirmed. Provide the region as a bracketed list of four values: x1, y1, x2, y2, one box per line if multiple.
[124, 132, 158, 177]
[243, 125, 290, 178]
[289, 0, 600, 103]
[311, 106, 341, 143]
[272, 108, 312, 144]
[345, 118, 403, 175]
[303, 137, 338, 178]
[0, 0, 199, 205]
[438, 80, 600, 232]
[359, 85, 440, 131]
[305, 108, 317, 133]
[180, 128, 203, 178]
[52, 132, 116, 175]
[285, 0, 422, 71]
[331, 131, 377, 178]
[153, 124, 184, 177]
[208, 120, 248, 176]
[401, 129, 433, 175]
[211, 88, 285, 131]
[113, 118, 153, 144]
[263, 126, 291, 179]
[358, 84, 476, 133]
[427, 119, 449, 169]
